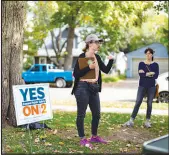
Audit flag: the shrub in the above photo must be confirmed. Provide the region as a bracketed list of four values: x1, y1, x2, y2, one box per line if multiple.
[119, 74, 126, 80]
[102, 74, 126, 83]
[102, 76, 119, 83]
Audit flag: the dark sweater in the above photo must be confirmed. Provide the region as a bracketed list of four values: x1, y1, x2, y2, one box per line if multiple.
[138, 62, 159, 88]
[71, 53, 114, 95]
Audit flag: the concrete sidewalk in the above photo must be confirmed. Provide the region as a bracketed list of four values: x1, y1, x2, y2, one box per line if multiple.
[52, 105, 168, 116]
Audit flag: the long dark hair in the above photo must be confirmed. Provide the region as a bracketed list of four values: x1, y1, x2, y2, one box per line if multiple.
[144, 48, 155, 61]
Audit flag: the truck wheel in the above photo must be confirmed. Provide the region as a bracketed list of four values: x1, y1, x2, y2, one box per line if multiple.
[56, 78, 66, 88]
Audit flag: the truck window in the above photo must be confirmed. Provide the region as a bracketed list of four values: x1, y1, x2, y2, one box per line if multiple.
[49, 66, 56, 69]
[30, 66, 40, 72]
[42, 66, 47, 71]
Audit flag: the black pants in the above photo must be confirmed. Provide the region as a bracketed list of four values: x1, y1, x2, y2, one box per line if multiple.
[74, 81, 100, 138]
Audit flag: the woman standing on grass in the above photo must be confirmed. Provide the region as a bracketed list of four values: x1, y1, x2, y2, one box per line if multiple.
[123, 48, 159, 128]
[71, 34, 114, 149]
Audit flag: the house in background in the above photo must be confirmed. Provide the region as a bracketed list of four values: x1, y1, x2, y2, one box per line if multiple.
[104, 51, 127, 75]
[126, 43, 168, 78]
[34, 25, 128, 74]
[34, 25, 94, 68]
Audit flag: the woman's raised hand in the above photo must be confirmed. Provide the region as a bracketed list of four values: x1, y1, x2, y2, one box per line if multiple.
[107, 55, 115, 60]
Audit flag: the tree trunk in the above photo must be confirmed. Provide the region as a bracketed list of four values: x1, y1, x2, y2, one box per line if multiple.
[64, 27, 74, 70]
[2, 1, 26, 127]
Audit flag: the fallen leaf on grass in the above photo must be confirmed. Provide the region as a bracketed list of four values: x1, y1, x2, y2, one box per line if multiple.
[6, 145, 11, 149]
[53, 150, 58, 153]
[40, 135, 47, 139]
[126, 144, 131, 147]
[85, 144, 93, 150]
[53, 129, 58, 135]
[59, 142, 64, 145]
[34, 138, 40, 143]
[67, 136, 72, 139]
[69, 148, 78, 153]
[123, 148, 128, 152]
[135, 144, 141, 148]
[119, 147, 128, 152]
[6, 145, 13, 152]
[44, 142, 52, 146]
[108, 127, 114, 130]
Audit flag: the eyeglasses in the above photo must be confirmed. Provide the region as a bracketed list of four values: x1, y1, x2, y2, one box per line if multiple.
[91, 41, 102, 44]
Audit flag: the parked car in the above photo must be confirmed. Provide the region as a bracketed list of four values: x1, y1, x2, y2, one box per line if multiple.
[22, 64, 74, 88]
[156, 72, 169, 103]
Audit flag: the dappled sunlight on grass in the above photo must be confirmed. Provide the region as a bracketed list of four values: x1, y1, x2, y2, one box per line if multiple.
[2, 112, 168, 154]
[52, 99, 168, 110]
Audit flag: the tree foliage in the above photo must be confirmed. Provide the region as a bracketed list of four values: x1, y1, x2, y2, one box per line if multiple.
[51, 1, 111, 69]
[24, 1, 65, 69]
[24, 1, 168, 69]
[154, 1, 168, 14]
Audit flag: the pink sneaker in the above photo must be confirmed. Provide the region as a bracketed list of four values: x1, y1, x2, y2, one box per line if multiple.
[80, 138, 93, 149]
[89, 136, 107, 144]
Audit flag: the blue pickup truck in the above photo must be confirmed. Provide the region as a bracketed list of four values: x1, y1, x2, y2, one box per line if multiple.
[22, 64, 74, 88]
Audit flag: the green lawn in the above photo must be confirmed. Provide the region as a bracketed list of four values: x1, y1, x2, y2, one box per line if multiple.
[52, 99, 168, 110]
[2, 112, 168, 154]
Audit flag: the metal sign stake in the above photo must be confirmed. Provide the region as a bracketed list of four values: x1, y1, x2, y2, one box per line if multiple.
[27, 124, 33, 154]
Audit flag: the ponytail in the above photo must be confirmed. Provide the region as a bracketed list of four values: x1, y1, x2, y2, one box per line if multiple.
[152, 56, 154, 61]
[82, 44, 89, 53]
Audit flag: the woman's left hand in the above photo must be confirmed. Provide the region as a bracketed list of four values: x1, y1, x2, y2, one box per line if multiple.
[150, 72, 155, 75]
[107, 55, 115, 60]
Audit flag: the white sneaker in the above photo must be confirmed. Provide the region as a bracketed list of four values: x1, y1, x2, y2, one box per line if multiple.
[144, 120, 152, 128]
[123, 120, 134, 127]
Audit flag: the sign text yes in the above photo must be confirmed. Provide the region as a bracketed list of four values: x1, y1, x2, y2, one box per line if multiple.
[13, 84, 53, 126]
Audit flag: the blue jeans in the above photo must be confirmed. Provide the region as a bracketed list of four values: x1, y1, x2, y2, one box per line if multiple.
[131, 86, 156, 119]
[74, 81, 100, 138]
